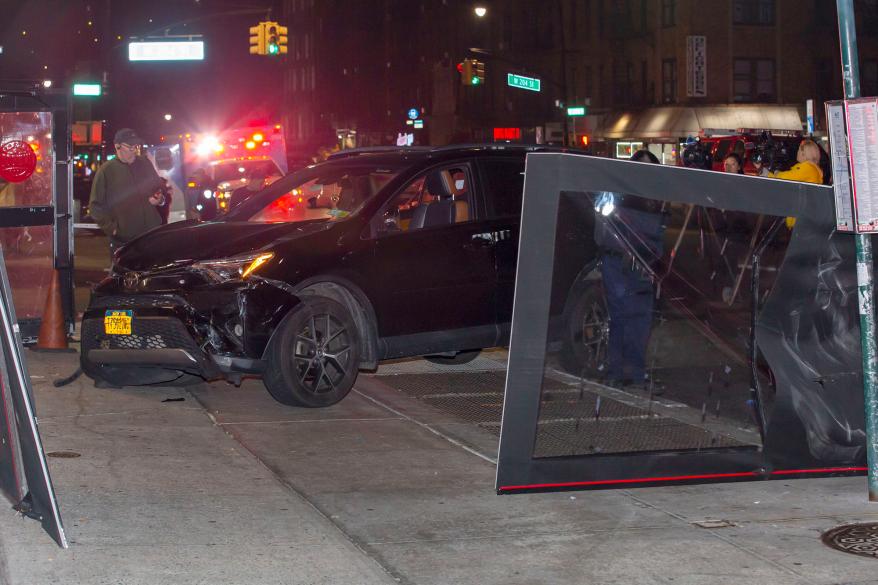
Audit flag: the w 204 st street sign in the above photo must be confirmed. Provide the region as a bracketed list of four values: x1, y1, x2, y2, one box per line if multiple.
[507, 73, 541, 92]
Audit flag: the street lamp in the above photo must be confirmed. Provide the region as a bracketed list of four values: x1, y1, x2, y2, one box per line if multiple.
[474, 6, 487, 17]
[41, 80, 52, 88]
[164, 113, 173, 121]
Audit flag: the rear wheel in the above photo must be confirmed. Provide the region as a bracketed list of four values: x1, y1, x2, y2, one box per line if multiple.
[424, 349, 481, 365]
[560, 283, 609, 378]
[263, 296, 361, 407]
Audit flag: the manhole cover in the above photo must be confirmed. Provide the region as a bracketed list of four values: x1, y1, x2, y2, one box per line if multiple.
[46, 451, 81, 458]
[822, 523, 878, 558]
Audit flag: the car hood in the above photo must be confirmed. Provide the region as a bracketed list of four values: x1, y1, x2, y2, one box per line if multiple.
[116, 219, 333, 272]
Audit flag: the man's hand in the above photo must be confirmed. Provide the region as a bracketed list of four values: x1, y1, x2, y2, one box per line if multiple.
[148, 191, 164, 206]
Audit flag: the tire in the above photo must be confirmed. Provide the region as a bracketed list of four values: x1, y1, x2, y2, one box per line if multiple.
[263, 296, 361, 407]
[560, 282, 609, 378]
[424, 349, 481, 365]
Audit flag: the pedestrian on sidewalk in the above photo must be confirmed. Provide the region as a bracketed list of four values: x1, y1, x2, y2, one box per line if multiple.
[88, 128, 165, 263]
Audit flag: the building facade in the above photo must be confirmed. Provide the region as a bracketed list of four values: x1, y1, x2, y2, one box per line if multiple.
[280, 0, 878, 160]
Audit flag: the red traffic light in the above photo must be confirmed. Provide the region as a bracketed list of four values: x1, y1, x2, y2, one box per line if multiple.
[457, 62, 464, 73]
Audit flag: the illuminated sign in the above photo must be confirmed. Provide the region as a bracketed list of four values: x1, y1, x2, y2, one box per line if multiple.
[128, 41, 205, 61]
[493, 127, 522, 141]
[73, 83, 101, 96]
[567, 106, 586, 117]
[507, 73, 541, 92]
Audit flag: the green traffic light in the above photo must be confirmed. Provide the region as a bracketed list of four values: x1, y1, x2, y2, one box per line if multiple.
[471, 76, 480, 85]
[268, 43, 279, 55]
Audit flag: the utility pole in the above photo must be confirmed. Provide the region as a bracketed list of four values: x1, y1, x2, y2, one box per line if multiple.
[836, 0, 878, 502]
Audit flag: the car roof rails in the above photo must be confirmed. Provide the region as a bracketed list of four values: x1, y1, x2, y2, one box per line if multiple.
[327, 143, 575, 161]
[327, 146, 432, 160]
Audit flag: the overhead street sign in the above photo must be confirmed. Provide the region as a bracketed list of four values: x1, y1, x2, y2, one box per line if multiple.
[507, 73, 541, 92]
[567, 106, 586, 116]
[128, 41, 205, 61]
[72, 83, 101, 97]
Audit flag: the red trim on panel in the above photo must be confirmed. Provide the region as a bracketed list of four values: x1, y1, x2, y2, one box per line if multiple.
[498, 471, 761, 492]
[499, 466, 868, 492]
[770, 466, 867, 476]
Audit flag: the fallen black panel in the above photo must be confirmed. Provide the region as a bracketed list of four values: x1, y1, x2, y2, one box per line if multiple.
[0, 248, 67, 546]
[497, 153, 864, 493]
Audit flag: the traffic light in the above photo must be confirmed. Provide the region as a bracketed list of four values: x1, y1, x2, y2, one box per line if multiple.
[266, 22, 280, 55]
[458, 59, 474, 85]
[276, 24, 288, 54]
[249, 23, 266, 55]
[472, 59, 485, 85]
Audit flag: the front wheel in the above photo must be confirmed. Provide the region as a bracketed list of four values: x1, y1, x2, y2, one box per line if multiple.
[263, 296, 361, 407]
[560, 283, 609, 378]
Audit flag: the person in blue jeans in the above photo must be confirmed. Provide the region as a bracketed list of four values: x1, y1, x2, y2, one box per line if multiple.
[598, 150, 665, 392]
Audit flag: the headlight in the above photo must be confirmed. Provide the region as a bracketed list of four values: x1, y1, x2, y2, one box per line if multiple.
[192, 252, 274, 282]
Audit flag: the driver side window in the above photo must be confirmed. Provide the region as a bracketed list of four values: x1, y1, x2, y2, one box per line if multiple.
[379, 166, 472, 234]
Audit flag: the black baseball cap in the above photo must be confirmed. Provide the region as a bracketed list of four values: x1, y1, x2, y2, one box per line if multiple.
[113, 128, 143, 146]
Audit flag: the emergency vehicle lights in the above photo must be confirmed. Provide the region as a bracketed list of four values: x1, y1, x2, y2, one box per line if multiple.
[252, 133, 264, 142]
[245, 141, 257, 150]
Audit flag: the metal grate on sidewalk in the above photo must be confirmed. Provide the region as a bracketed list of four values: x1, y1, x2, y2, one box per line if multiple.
[373, 369, 751, 457]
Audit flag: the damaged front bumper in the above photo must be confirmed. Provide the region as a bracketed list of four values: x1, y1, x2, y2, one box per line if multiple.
[81, 270, 301, 387]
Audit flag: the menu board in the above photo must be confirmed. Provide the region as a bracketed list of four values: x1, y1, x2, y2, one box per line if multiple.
[845, 98, 878, 233]
[825, 102, 854, 232]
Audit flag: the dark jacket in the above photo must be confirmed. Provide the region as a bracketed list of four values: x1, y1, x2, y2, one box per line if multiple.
[88, 156, 163, 242]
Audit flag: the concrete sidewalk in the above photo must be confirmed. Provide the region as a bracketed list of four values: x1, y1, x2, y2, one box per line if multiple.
[0, 350, 876, 584]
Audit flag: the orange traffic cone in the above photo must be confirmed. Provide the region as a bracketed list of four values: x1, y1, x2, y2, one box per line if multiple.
[33, 270, 71, 351]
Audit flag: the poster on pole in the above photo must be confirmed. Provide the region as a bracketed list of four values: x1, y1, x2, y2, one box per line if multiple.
[825, 101, 854, 232]
[845, 98, 878, 233]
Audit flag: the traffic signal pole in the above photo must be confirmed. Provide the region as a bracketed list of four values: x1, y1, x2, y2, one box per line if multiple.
[836, 0, 878, 501]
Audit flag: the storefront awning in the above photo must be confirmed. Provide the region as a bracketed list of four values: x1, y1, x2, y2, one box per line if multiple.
[597, 105, 803, 140]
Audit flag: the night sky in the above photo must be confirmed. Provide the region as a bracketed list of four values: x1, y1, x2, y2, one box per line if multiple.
[1, 0, 284, 141]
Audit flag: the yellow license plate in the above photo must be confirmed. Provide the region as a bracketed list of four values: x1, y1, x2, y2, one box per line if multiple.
[104, 310, 133, 335]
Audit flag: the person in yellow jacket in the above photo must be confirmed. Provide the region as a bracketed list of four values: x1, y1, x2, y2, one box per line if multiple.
[771, 139, 824, 184]
[770, 139, 824, 228]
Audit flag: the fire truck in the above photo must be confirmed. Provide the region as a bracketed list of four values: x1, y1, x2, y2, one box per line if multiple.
[153, 123, 288, 221]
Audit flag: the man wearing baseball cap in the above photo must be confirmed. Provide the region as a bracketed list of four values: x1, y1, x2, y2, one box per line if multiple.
[88, 128, 165, 261]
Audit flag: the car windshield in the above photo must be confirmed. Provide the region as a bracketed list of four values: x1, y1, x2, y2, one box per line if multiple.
[226, 163, 402, 224]
[210, 159, 282, 183]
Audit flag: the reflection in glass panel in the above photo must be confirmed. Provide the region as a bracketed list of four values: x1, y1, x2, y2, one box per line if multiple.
[0, 226, 54, 320]
[0, 112, 54, 207]
[535, 192, 790, 458]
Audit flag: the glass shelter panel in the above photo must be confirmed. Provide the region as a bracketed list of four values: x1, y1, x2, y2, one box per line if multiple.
[534, 192, 789, 459]
[0, 113, 55, 327]
[496, 153, 865, 492]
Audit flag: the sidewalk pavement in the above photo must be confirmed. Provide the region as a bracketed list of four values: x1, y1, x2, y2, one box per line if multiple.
[0, 349, 876, 585]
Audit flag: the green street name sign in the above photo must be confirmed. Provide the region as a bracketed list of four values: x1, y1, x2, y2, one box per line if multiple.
[507, 73, 541, 92]
[567, 106, 586, 116]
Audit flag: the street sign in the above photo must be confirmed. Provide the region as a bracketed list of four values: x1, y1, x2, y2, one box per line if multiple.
[686, 35, 707, 98]
[407, 108, 419, 120]
[128, 41, 205, 61]
[413, 119, 424, 129]
[72, 83, 101, 97]
[507, 73, 541, 92]
[845, 98, 878, 233]
[567, 106, 586, 117]
[826, 101, 854, 232]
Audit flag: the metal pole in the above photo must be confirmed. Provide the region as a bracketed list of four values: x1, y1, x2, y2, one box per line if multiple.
[836, 0, 878, 501]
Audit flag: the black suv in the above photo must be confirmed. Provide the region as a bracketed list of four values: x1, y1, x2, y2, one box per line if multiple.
[81, 145, 596, 407]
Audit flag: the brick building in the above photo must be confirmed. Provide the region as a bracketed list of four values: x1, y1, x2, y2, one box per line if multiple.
[279, 0, 878, 160]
